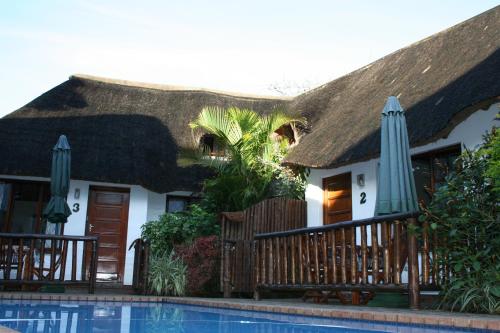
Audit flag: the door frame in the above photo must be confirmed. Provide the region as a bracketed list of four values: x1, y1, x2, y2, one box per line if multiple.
[322, 172, 352, 225]
[85, 186, 130, 284]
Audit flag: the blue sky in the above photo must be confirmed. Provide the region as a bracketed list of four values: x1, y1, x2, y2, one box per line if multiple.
[1, 1, 498, 116]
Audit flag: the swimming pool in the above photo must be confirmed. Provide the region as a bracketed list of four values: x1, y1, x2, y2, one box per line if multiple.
[0, 300, 490, 332]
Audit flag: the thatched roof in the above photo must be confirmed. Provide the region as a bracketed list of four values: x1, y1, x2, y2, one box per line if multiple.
[2, 6, 499, 192]
[285, 5, 500, 168]
[0, 75, 288, 193]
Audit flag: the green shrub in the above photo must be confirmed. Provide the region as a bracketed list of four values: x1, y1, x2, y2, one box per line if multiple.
[148, 251, 187, 296]
[422, 131, 500, 314]
[141, 204, 219, 255]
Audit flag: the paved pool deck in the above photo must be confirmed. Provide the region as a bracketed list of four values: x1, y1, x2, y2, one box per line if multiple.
[0, 292, 498, 331]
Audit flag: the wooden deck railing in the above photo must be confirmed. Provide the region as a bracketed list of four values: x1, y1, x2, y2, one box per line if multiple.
[253, 212, 440, 309]
[0, 233, 99, 293]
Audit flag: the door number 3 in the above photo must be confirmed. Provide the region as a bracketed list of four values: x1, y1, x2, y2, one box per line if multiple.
[72, 203, 80, 213]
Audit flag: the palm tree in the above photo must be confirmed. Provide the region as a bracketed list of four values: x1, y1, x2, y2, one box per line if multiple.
[189, 106, 305, 211]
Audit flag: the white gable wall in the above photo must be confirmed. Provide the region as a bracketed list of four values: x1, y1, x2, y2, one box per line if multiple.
[305, 103, 499, 227]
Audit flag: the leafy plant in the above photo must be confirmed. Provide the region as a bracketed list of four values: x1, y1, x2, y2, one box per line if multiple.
[482, 128, 500, 194]
[141, 204, 219, 256]
[421, 131, 500, 314]
[188, 106, 306, 211]
[148, 251, 187, 296]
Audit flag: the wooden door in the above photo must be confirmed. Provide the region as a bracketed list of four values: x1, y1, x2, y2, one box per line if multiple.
[323, 173, 352, 225]
[86, 187, 130, 283]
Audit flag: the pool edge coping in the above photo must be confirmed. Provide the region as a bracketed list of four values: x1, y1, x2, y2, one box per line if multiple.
[0, 293, 498, 331]
[166, 297, 500, 331]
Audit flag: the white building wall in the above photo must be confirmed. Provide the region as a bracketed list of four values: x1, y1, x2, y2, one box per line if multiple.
[146, 191, 166, 222]
[305, 103, 499, 227]
[0, 174, 165, 285]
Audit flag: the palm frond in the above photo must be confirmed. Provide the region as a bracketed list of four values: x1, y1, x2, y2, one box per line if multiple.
[228, 107, 260, 134]
[190, 106, 243, 146]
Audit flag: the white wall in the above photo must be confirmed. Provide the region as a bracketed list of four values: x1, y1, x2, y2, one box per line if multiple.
[305, 103, 499, 227]
[0, 174, 165, 285]
[146, 191, 166, 222]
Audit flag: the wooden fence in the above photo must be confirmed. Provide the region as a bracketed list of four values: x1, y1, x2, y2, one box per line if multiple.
[0, 233, 98, 293]
[221, 198, 306, 296]
[253, 212, 440, 309]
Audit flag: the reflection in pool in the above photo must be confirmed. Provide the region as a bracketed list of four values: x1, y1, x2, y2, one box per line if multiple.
[0, 300, 483, 333]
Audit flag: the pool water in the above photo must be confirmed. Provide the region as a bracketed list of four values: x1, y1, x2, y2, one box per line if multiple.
[0, 300, 486, 333]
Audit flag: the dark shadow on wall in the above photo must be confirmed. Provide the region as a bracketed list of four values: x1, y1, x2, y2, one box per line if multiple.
[0, 114, 213, 193]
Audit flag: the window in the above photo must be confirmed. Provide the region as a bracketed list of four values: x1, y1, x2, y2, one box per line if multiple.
[274, 124, 296, 144]
[0, 179, 62, 235]
[166, 194, 200, 213]
[167, 197, 187, 213]
[199, 134, 226, 157]
[412, 145, 461, 207]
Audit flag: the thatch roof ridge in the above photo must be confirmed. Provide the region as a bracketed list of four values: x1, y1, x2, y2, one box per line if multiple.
[0, 75, 290, 193]
[71, 74, 292, 101]
[285, 5, 500, 168]
[294, 5, 500, 101]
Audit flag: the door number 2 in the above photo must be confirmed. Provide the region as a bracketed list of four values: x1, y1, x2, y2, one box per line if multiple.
[360, 192, 367, 205]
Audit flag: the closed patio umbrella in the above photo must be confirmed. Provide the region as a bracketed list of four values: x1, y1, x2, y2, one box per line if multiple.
[375, 96, 418, 215]
[43, 135, 72, 223]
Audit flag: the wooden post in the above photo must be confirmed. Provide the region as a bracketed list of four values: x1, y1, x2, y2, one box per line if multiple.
[223, 242, 232, 298]
[322, 232, 328, 284]
[422, 221, 430, 285]
[381, 222, 390, 283]
[275, 237, 281, 285]
[71, 240, 77, 281]
[407, 217, 420, 309]
[340, 229, 347, 284]
[331, 230, 337, 284]
[253, 288, 261, 301]
[350, 227, 356, 284]
[282, 237, 288, 285]
[360, 225, 368, 284]
[313, 232, 320, 284]
[393, 221, 401, 285]
[291, 235, 296, 285]
[17, 238, 23, 280]
[305, 234, 312, 283]
[298, 235, 304, 284]
[254, 240, 260, 288]
[371, 223, 379, 284]
[59, 240, 68, 281]
[260, 240, 266, 285]
[142, 240, 150, 295]
[89, 239, 98, 294]
[268, 238, 274, 284]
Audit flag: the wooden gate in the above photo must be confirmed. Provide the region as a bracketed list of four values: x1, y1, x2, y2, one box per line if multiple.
[221, 198, 306, 296]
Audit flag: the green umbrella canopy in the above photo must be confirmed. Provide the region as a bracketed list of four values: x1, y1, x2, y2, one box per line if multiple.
[43, 135, 72, 223]
[375, 96, 419, 215]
